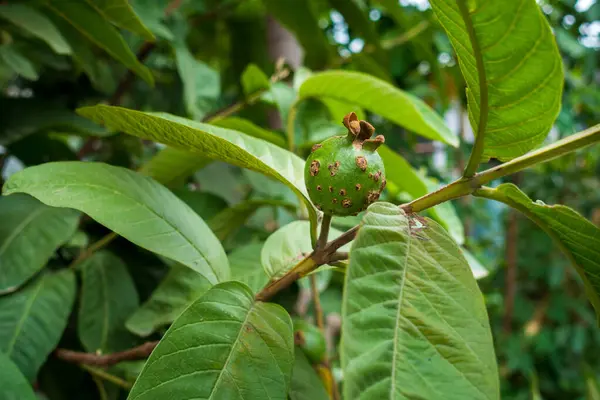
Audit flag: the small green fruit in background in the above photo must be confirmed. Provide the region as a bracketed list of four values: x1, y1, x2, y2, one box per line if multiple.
[293, 318, 327, 364]
[304, 112, 386, 216]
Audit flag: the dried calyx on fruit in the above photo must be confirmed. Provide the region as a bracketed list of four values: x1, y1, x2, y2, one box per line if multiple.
[304, 112, 386, 216]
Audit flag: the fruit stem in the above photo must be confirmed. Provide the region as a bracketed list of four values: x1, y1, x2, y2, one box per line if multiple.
[316, 214, 332, 250]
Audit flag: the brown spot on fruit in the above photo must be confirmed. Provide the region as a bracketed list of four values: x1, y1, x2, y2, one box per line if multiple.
[328, 161, 340, 176]
[311, 144, 322, 153]
[355, 183, 362, 191]
[310, 160, 320, 176]
[328, 186, 334, 193]
[342, 199, 353, 208]
[339, 189, 346, 196]
[373, 171, 382, 182]
[332, 198, 338, 204]
[367, 191, 380, 204]
[316, 185, 322, 191]
[368, 173, 373, 178]
[355, 156, 367, 171]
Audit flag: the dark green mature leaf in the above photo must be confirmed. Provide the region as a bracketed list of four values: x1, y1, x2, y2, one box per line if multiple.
[172, 189, 228, 220]
[342, 202, 498, 399]
[0, 352, 36, 400]
[77, 105, 319, 235]
[475, 184, 600, 320]
[47, 0, 153, 85]
[209, 199, 296, 241]
[0, 4, 71, 55]
[262, 0, 333, 68]
[430, 0, 563, 161]
[241, 63, 270, 97]
[128, 282, 295, 400]
[0, 98, 108, 146]
[3, 162, 229, 284]
[78, 251, 139, 352]
[298, 71, 457, 146]
[0, 194, 79, 293]
[228, 242, 269, 294]
[126, 263, 212, 337]
[0, 270, 76, 382]
[289, 347, 329, 400]
[378, 145, 464, 244]
[84, 0, 154, 40]
[0, 45, 38, 81]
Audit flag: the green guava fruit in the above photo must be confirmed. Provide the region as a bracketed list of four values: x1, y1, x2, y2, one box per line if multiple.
[293, 318, 327, 364]
[304, 112, 386, 216]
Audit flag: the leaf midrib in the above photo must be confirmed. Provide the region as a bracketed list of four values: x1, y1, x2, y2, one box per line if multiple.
[6, 279, 44, 355]
[208, 301, 256, 399]
[0, 205, 46, 260]
[389, 224, 411, 398]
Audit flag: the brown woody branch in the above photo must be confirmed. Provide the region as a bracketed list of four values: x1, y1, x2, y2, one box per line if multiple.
[55, 341, 158, 367]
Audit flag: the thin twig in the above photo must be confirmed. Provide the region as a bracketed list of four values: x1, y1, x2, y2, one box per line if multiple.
[80, 364, 133, 390]
[308, 277, 338, 400]
[69, 232, 118, 268]
[55, 341, 158, 367]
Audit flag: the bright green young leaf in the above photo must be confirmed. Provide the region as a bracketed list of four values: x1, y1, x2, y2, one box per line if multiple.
[175, 45, 220, 120]
[47, 0, 153, 85]
[141, 118, 286, 187]
[430, 0, 563, 161]
[261, 220, 346, 291]
[298, 71, 457, 146]
[76, 105, 319, 235]
[0, 4, 71, 55]
[213, 116, 287, 148]
[0, 270, 76, 382]
[475, 183, 600, 321]
[228, 242, 269, 294]
[378, 145, 465, 244]
[2, 162, 229, 284]
[127, 281, 295, 400]
[78, 251, 139, 352]
[126, 263, 212, 337]
[0, 45, 38, 81]
[0, 193, 79, 293]
[289, 347, 329, 400]
[262, 0, 333, 68]
[241, 63, 270, 97]
[263, 81, 297, 128]
[0, 352, 36, 400]
[84, 0, 155, 40]
[209, 199, 297, 241]
[342, 202, 499, 399]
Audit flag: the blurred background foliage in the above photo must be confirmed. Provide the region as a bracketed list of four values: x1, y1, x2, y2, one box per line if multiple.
[0, 0, 599, 399]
